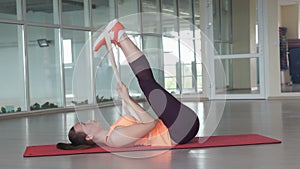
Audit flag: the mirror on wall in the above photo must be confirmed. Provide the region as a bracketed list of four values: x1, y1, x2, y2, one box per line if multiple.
[279, 3, 300, 93]
[213, 0, 261, 95]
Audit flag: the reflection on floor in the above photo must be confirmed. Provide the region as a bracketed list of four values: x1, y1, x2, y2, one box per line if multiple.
[217, 88, 260, 94]
[1, 99, 299, 169]
[281, 83, 300, 92]
[226, 88, 260, 94]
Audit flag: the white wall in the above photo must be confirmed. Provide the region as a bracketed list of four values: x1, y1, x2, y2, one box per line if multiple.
[281, 4, 299, 39]
[267, 0, 282, 98]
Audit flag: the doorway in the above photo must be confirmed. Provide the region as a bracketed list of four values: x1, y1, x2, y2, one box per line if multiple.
[206, 0, 266, 99]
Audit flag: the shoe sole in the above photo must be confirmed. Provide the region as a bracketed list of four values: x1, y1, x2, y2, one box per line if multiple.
[93, 19, 123, 51]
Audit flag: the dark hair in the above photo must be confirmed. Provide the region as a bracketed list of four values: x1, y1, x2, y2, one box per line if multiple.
[56, 127, 97, 150]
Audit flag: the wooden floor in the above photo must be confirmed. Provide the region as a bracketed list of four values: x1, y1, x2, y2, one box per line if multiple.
[0, 99, 299, 169]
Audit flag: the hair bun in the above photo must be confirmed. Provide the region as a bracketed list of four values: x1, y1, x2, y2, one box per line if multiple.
[56, 142, 74, 150]
[56, 142, 96, 150]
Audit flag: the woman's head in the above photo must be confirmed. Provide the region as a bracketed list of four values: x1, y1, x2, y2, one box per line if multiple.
[56, 120, 102, 150]
[68, 126, 95, 145]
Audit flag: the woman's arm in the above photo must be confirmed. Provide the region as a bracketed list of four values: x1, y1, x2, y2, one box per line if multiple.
[107, 120, 157, 147]
[105, 83, 157, 147]
[117, 83, 155, 123]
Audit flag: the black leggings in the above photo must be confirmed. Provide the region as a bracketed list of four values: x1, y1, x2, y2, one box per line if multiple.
[129, 55, 199, 144]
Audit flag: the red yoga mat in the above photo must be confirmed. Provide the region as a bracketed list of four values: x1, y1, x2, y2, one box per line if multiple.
[23, 134, 281, 157]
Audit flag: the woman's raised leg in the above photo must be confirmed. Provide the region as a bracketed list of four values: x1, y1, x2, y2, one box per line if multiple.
[94, 20, 199, 144]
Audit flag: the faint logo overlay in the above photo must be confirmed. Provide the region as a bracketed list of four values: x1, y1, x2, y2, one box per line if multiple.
[72, 12, 226, 158]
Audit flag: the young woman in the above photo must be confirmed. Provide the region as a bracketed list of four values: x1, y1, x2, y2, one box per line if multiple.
[57, 19, 200, 150]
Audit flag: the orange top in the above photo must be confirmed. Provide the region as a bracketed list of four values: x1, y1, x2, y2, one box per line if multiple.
[106, 114, 172, 146]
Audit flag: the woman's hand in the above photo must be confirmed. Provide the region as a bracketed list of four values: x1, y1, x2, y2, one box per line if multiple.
[117, 82, 130, 101]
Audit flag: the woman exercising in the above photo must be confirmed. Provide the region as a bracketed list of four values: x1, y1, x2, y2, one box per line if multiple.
[57, 19, 199, 150]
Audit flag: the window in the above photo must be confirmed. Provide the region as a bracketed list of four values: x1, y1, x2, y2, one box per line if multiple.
[63, 39, 73, 64]
[0, 0, 203, 114]
[0, 0, 23, 21]
[26, 0, 58, 24]
[0, 23, 26, 113]
[27, 26, 63, 109]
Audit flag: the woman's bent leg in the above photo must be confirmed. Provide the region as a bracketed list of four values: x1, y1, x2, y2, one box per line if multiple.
[129, 55, 199, 144]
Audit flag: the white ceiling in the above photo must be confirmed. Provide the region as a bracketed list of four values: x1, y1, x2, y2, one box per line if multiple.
[279, 0, 300, 6]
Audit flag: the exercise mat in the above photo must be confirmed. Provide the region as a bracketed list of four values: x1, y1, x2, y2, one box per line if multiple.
[23, 134, 281, 157]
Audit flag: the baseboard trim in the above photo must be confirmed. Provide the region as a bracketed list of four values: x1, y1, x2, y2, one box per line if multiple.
[268, 96, 300, 100]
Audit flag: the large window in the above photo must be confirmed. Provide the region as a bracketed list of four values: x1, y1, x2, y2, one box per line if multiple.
[27, 26, 63, 109]
[163, 36, 179, 93]
[118, 0, 139, 17]
[142, 0, 160, 12]
[161, 0, 202, 94]
[62, 29, 92, 106]
[0, 23, 26, 113]
[91, 0, 115, 28]
[26, 0, 58, 24]
[0, 0, 202, 114]
[62, 0, 90, 27]
[0, 0, 22, 21]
